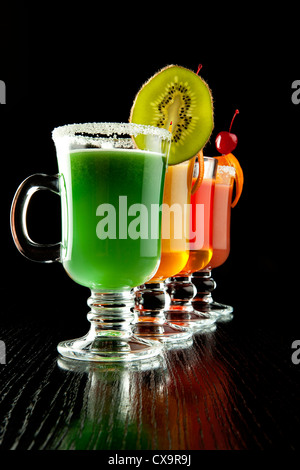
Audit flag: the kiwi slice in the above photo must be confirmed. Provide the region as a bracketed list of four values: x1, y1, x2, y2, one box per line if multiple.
[129, 65, 214, 165]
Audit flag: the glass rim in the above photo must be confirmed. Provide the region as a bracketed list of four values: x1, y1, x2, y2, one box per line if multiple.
[52, 122, 172, 144]
[217, 164, 236, 177]
[194, 154, 218, 180]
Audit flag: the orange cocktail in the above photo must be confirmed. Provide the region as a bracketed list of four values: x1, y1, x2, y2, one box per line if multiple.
[181, 177, 214, 275]
[165, 156, 217, 330]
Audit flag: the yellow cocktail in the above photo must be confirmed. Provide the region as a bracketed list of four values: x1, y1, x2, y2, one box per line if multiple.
[134, 158, 195, 343]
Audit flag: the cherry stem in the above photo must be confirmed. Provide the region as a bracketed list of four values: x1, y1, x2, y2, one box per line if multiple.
[229, 109, 239, 132]
[196, 64, 203, 75]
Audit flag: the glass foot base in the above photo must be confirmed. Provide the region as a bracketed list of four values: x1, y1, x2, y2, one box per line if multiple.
[133, 321, 193, 343]
[165, 308, 216, 331]
[57, 334, 163, 362]
[193, 300, 234, 323]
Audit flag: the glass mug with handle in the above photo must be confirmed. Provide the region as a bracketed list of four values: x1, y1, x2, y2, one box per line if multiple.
[10, 123, 171, 362]
[192, 164, 236, 320]
[133, 157, 196, 343]
[164, 155, 218, 330]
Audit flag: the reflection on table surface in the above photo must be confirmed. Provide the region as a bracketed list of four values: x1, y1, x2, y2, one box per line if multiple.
[1, 313, 299, 451]
[54, 326, 240, 450]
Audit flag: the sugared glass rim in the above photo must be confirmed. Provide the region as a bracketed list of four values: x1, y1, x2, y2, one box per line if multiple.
[52, 122, 172, 145]
[217, 165, 236, 177]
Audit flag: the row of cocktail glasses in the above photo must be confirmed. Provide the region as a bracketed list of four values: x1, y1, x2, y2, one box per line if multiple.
[10, 123, 235, 362]
[133, 154, 234, 344]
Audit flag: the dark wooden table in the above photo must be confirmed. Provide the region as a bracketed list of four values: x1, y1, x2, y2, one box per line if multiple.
[1, 278, 299, 453]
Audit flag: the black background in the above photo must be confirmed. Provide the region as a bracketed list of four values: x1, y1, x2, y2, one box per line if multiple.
[1, 7, 299, 355]
[1, 3, 300, 459]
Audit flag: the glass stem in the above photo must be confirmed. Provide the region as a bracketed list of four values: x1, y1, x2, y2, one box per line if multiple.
[191, 269, 216, 305]
[134, 282, 168, 325]
[165, 276, 196, 312]
[87, 290, 136, 339]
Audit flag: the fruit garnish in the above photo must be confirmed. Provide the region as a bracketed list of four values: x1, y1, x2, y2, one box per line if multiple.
[191, 149, 204, 195]
[129, 65, 214, 165]
[215, 109, 239, 154]
[215, 110, 243, 207]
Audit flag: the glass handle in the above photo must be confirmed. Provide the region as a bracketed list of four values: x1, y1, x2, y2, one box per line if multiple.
[10, 173, 61, 263]
[191, 151, 203, 196]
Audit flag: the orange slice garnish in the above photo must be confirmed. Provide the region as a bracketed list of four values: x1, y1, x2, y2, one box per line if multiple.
[191, 149, 204, 195]
[216, 153, 244, 208]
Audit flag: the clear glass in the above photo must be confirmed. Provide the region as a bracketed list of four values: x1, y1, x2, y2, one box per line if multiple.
[165, 156, 218, 331]
[10, 123, 171, 361]
[192, 165, 235, 320]
[133, 158, 196, 343]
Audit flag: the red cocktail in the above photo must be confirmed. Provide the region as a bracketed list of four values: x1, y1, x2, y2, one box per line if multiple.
[192, 165, 236, 318]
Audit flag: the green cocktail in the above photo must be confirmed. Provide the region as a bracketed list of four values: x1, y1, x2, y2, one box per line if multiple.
[11, 123, 171, 361]
[60, 148, 166, 290]
[54, 123, 171, 361]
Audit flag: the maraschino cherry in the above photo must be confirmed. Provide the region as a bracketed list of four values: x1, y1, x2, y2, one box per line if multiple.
[215, 109, 239, 154]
